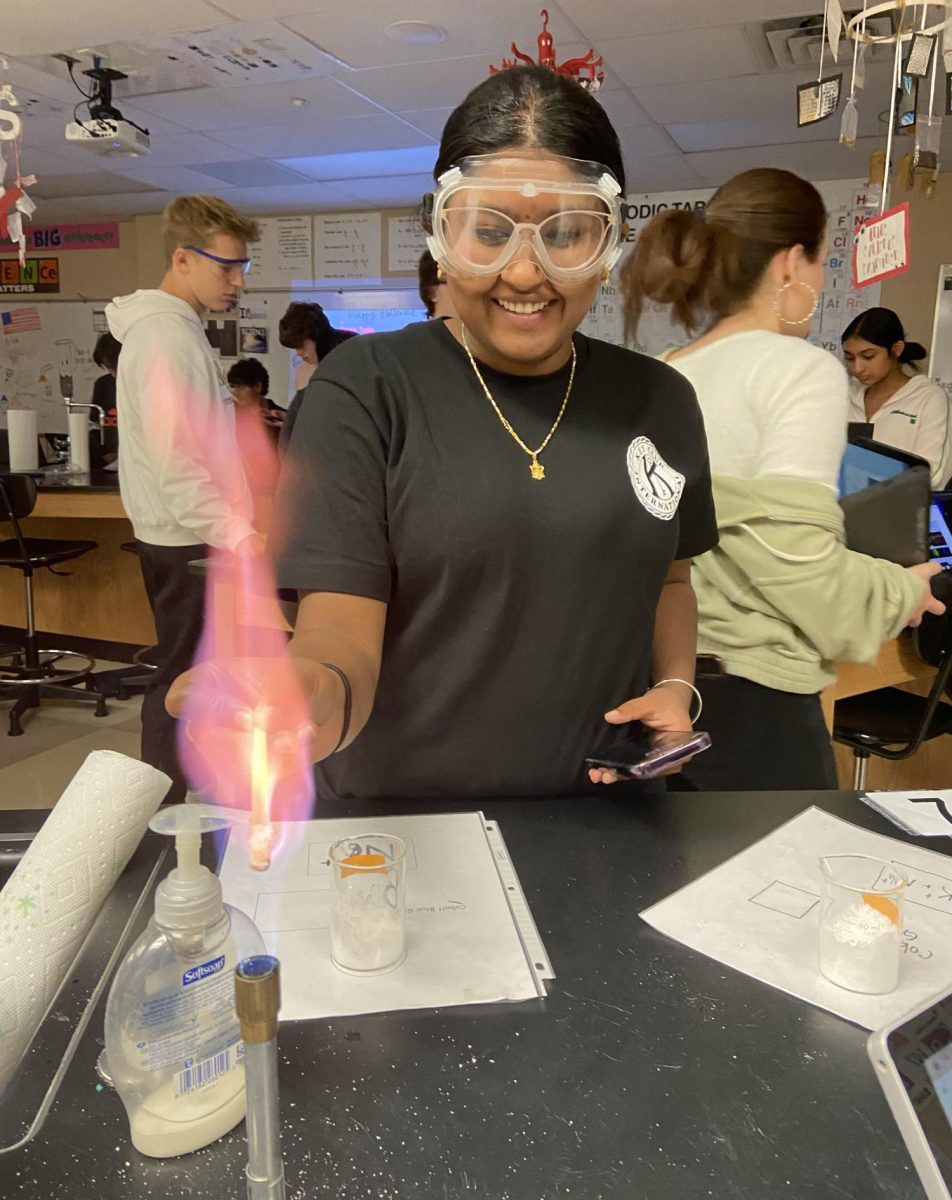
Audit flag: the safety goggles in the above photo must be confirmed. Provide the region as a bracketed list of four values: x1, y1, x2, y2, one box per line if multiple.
[422, 154, 623, 285]
[185, 244, 252, 276]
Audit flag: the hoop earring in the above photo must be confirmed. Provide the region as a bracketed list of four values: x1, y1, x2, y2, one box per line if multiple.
[773, 281, 818, 327]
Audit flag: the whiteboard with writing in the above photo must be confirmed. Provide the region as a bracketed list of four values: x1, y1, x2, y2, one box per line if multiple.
[0, 301, 104, 432]
[313, 213, 382, 281]
[245, 216, 313, 288]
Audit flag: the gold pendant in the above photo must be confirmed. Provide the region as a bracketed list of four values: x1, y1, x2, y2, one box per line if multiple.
[529, 457, 545, 481]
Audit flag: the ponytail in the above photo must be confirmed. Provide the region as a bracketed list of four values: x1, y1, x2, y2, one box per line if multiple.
[899, 340, 927, 370]
[622, 168, 826, 343]
[621, 209, 741, 341]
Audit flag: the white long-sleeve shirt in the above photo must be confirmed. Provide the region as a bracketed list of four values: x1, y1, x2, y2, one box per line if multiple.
[106, 289, 255, 551]
[848, 372, 952, 488]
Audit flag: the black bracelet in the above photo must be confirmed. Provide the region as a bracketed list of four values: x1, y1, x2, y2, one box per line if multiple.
[320, 662, 352, 754]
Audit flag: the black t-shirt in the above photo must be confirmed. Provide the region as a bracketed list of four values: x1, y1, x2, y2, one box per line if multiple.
[275, 320, 717, 801]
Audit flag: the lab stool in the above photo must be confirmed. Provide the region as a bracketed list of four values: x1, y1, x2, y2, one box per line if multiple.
[0, 473, 108, 736]
[833, 608, 952, 789]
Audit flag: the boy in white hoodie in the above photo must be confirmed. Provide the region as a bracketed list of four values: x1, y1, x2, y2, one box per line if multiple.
[106, 196, 261, 801]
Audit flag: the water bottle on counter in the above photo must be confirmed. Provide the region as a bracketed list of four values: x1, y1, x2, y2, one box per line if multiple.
[103, 804, 265, 1157]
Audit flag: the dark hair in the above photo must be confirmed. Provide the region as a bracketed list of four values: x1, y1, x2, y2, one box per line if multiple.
[93, 332, 121, 371]
[226, 357, 269, 395]
[278, 301, 355, 359]
[434, 66, 625, 192]
[418, 250, 440, 317]
[621, 168, 826, 338]
[841, 307, 926, 370]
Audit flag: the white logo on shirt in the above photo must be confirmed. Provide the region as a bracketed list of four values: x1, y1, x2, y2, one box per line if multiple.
[626, 436, 684, 520]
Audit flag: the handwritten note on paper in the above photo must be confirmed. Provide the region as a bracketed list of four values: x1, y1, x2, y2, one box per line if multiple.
[853, 202, 910, 288]
[314, 213, 382, 280]
[863, 790, 952, 838]
[219, 811, 546, 1021]
[388, 215, 428, 273]
[640, 806, 952, 1030]
[245, 216, 313, 288]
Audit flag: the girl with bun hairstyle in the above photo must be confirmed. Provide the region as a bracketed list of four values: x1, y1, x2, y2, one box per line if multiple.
[621, 168, 944, 791]
[842, 306, 952, 487]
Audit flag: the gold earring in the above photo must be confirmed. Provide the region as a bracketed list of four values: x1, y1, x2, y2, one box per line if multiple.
[437, 264, 446, 281]
[601, 265, 611, 283]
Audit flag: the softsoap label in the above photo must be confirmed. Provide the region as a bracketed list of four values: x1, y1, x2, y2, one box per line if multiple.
[182, 955, 226, 987]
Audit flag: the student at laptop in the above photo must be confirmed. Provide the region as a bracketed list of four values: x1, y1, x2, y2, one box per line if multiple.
[843, 307, 952, 488]
[622, 168, 945, 791]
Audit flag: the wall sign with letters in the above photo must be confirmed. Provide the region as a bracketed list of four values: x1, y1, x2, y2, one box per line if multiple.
[0, 257, 60, 294]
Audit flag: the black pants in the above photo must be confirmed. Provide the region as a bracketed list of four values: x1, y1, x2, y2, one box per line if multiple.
[673, 673, 838, 792]
[136, 541, 207, 803]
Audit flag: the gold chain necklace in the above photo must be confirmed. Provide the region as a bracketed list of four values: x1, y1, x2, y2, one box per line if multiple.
[461, 325, 577, 481]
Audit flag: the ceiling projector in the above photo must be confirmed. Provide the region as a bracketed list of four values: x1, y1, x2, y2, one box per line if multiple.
[59, 58, 151, 157]
[65, 117, 150, 157]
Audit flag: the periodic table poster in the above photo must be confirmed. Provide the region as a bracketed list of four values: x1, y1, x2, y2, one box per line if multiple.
[578, 180, 880, 356]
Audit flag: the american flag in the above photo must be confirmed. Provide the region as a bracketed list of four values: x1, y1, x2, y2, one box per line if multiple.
[1, 308, 41, 335]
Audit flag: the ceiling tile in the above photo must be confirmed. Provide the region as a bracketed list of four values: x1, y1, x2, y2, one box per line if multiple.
[91, 164, 239, 193]
[129, 74, 377, 131]
[665, 106, 887, 154]
[279, 145, 437, 182]
[106, 132, 250, 169]
[560, 0, 818, 38]
[195, 161, 314, 188]
[686, 135, 885, 186]
[223, 182, 345, 213]
[279, 1, 581, 69]
[64, 192, 179, 218]
[324, 172, 435, 205]
[595, 88, 652, 132]
[398, 108, 454, 142]
[633, 73, 795, 125]
[31, 171, 163, 199]
[210, 113, 430, 159]
[618, 125, 682, 161]
[0, 1, 231, 57]
[341, 57, 495, 113]
[600, 26, 762, 88]
[624, 156, 706, 193]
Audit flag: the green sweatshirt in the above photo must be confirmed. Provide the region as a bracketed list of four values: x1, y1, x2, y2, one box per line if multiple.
[693, 475, 926, 694]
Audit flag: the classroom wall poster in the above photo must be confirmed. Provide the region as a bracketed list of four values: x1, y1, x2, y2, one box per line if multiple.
[852, 202, 911, 289]
[0, 223, 119, 255]
[577, 183, 881, 356]
[0, 258, 60, 294]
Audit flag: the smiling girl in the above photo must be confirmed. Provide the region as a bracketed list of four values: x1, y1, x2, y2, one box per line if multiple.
[170, 66, 718, 802]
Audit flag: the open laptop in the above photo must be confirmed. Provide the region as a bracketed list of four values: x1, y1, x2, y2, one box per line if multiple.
[839, 437, 931, 565]
[868, 987, 952, 1200]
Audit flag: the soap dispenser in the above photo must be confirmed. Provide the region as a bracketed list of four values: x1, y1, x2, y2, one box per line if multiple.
[104, 803, 265, 1157]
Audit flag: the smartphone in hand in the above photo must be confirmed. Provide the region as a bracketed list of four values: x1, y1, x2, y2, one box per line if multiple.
[585, 728, 711, 779]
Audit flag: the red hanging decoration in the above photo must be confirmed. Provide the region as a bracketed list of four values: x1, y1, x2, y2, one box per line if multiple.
[490, 9, 604, 92]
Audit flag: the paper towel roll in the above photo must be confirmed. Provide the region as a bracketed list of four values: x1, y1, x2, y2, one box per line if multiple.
[68, 410, 91, 473]
[0, 751, 170, 1091]
[7, 409, 38, 472]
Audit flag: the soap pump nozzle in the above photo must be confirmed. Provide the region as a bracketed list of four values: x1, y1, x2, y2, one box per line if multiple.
[149, 804, 247, 933]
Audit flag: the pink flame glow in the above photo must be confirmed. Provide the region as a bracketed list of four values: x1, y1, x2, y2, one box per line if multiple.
[177, 403, 315, 866]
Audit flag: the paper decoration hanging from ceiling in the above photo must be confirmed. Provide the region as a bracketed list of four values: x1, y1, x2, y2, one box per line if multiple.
[0, 83, 37, 266]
